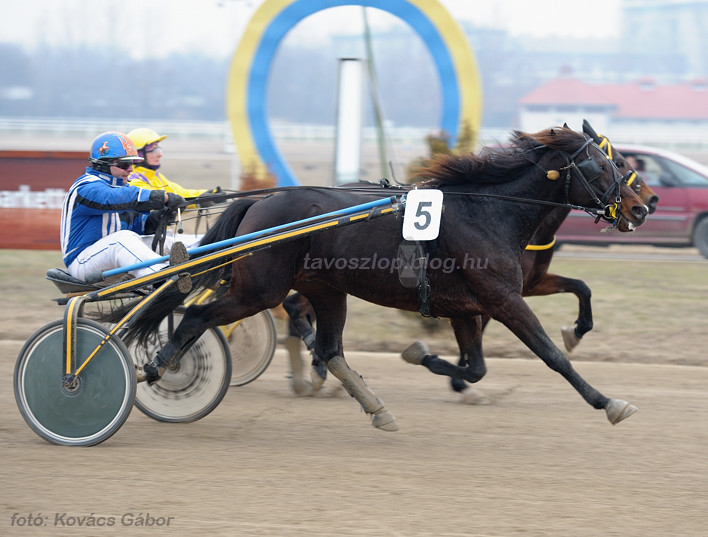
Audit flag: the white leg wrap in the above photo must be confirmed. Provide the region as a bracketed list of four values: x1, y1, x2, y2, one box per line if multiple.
[327, 356, 398, 431]
[310, 367, 325, 391]
[284, 337, 312, 395]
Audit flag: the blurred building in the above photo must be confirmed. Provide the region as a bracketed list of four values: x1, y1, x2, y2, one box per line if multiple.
[516, 0, 708, 146]
[517, 73, 708, 146]
[620, 0, 708, 82]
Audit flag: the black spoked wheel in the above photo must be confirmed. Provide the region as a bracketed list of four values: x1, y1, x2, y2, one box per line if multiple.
[223, 310, 277, 386]
[129, 309, 232, 423]
[14, 319, 136, 446]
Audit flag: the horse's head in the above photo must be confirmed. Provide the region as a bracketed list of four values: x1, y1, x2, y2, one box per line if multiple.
[582, 120, 659, 215]
[522, 126, 648, 231]
[612, 153, 659, 222]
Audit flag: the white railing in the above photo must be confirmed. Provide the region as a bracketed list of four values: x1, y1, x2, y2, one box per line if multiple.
[4, 117, 703, 154]
[0, 117, 506, 148]
[0, 117, 230, 139]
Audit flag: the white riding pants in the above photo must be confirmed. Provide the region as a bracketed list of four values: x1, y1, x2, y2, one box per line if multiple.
[67, 230, 201, 281]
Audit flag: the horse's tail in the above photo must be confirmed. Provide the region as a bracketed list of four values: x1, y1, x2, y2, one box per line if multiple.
[192, 197, 260, 290]
[200, 197, 260, 247]
[97, 197, 259, 347]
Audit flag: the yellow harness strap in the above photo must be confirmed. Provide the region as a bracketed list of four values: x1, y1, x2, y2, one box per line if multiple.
[525, 236, 556, 251]
[598, 135, 620, 219]
[598, 136, 613, 160]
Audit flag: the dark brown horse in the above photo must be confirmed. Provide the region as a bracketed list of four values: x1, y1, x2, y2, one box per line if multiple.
[113, 127, 647, 430]
[533, 121, 659, 352]
[282, 124, 659, 399]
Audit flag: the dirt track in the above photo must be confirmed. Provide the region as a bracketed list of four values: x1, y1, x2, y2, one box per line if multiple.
[2, 345, 707, 537]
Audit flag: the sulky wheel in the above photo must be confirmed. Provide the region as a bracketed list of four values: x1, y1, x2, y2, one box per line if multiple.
[129, 309, 232, 423]
[14, 319, 136, 446]
[223, 310, 277, 386]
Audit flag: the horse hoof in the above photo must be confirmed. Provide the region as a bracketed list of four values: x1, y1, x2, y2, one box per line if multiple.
[141, 361, 165, 386]
[371, 410, 398, 431]
[168, 241, 189, 266]
[605, 399, 638, 425]
[291, 379, 313, 396]
[310, 368, 325, 391]
[135, 365, 148, 383]
[401, 340, 430, 365]
[561, 326, 581, 352]
[459, 387, 489, 405]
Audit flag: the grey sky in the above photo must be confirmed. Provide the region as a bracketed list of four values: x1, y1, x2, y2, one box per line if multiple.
[3, 0, 621, 59]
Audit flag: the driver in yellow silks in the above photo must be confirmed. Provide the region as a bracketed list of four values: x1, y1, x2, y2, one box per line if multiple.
[126, 127, 223, 251]
[126, 127, 221, 207]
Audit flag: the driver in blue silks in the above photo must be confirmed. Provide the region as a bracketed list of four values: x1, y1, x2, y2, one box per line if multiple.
[60, 131, 187, 282]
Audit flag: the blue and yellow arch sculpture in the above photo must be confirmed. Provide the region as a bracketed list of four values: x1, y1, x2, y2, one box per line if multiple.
[227, 0, 482, 186]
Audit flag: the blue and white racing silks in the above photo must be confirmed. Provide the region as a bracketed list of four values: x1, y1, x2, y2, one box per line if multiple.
[61, 167, 165, 267]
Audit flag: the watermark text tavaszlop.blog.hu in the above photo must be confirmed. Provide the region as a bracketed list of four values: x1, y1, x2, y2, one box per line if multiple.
[302, 242, 489, 287]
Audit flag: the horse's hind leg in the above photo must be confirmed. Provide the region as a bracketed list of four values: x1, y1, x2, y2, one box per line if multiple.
[490, 294, 636, 425]
[282, 292, 331, 393]
[327, 356, 398, 431]
[282, 293, 316, 395]
[308, 290, 398, 431]
[450, 315, 490, 404]
[144, 279, 290, 384]
[282, 334, 312, 395]
[524, 273, 593, 352]
[402, 314, 489, 404]
[282, 293, 317, 350]
[142, 308, 211, 383]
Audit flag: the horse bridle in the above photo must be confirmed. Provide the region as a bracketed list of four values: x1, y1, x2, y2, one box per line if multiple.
[597, 135, 645, 195]
[557, 136, 625, 224]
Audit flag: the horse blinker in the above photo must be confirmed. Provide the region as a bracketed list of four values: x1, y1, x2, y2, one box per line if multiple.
[576, 156, 604, 182]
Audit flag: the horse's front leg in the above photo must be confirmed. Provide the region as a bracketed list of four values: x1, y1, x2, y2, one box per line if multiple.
[490, 294, 636, 425]
[524, 273, 593, 352]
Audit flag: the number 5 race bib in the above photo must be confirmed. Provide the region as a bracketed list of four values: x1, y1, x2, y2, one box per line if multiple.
[402, 189, 443, 241]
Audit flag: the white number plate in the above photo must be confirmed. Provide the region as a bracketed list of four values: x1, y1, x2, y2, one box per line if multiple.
[402, 189, 443, 241]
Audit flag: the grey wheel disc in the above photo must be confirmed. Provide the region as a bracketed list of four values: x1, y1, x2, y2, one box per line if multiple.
[226, 310, 277, 386]
[14, 319, 135, 446]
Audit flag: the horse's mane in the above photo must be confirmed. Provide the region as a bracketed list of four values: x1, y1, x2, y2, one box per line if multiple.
[412, 127, 588, 188]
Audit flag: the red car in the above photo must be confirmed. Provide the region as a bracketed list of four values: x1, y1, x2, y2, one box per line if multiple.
[556, 144, 708, 258]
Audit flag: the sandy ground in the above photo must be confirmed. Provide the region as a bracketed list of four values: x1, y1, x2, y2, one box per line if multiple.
[2, 344, 707, 537]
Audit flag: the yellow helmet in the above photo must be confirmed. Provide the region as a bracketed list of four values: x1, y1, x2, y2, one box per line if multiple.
[127, 127, 167, 151]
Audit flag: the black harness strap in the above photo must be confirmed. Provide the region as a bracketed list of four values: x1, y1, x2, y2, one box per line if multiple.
[396, 240, 433, 317]
[418, 274, 432, 317]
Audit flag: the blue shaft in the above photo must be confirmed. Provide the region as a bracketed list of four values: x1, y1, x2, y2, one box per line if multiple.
[98, 196, 397, 279]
